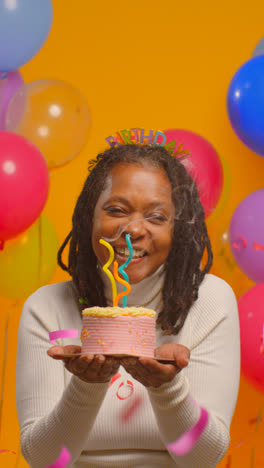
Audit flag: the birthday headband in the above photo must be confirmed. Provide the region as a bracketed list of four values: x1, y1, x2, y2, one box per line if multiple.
[88, 128, 191, 172]
[105, 128, 191, 157]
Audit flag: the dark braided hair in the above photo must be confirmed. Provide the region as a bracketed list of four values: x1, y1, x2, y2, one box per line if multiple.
[58, 144, 213, 335]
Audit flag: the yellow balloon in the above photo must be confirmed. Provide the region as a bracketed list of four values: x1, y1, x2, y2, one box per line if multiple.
[5, 79, 91, 169]
[0, 215, 59, 301]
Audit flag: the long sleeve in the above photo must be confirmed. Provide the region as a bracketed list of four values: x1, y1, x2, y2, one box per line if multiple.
[16, 275, 240, 468]
[16, 283, 110, 468]
[148, 275, 240, 468]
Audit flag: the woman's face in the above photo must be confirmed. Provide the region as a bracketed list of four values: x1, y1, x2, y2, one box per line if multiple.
[92, 163, 175, 284]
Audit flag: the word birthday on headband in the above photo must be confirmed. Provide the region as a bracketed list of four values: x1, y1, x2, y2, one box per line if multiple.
[105, 128, 191, 157]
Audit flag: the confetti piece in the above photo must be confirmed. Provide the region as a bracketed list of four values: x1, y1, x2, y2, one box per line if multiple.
[99, 239, 117, 305]
[44, 446, 71, 468]
[49, 329, 78, 344]
[113, 261, 131, 307]
[253, 242, 264, 251]
[79, 298, 88, 305]
[0, 449, 16, 454]
[249, 411, 262, 426]
[120, 395, 143, 423]
[229, 440, 243, 449]
[116, 379, 134, 400]
[231, 235, 247, 249]
[225, 454, 232, 467]
[167, 406, 209, 456]
[118, 233, 133, 307]
[110, 372, 121, 386]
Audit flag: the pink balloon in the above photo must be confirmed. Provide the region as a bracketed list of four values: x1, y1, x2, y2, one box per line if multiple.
[238, 283, 264, 394]
[0, 132, 49, 242]
[0, 71, 24, 130]
[163, 129, 223, 218]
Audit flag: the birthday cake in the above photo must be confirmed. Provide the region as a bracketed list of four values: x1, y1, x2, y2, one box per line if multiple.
[80, 306, 156, 357]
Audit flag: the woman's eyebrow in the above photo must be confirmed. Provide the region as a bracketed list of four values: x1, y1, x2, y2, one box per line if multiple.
[146, 201, 170, 209]
[103, 196, 130, 205]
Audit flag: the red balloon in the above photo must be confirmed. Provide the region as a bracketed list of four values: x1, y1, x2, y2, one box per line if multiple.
[238, 283, 264, 394]
[0, 132, 49, 242]
[163, 129, 223, 218]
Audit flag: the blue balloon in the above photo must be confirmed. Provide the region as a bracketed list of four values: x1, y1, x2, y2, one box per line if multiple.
[227, 55, 264, 157]
[0, 0, 53, 72]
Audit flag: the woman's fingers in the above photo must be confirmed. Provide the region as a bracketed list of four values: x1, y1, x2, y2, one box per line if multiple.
[121, 356, 179, 388]
[155, 343, 190, 368]
[64, 354, 120, 383]
[47, 345, 81, 359]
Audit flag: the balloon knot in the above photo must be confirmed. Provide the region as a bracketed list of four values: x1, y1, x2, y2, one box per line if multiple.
[0, 241, 5, 251]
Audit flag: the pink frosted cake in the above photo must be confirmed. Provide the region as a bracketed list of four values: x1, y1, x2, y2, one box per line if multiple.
[80, 306, 156, 357]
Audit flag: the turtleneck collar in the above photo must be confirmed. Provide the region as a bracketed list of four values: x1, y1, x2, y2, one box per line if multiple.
[99, 263, 165, 312]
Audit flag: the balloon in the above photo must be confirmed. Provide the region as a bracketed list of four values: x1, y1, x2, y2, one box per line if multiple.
[163, 129, 223, 218]
[0, 0, 53, 72]
[0, 70, 24, 129]
[227, 55, 264, 157]
[207, 220, 255, 299]
[229, 189, 264, 283]
[238, 283, 264, 394]
[0, 215, 59, 300]
[5, 79, 91, 169]
[252, 37, 264, 57]
[0, 131, 49, 242]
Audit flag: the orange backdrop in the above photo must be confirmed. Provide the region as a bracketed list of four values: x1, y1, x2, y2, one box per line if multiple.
[1, 1, 264, 467]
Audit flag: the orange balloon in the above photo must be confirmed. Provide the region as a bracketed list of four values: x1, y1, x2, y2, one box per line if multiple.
[5, 79, 91, 169]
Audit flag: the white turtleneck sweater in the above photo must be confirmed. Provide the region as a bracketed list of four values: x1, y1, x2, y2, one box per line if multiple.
[16, 267, 240, 468]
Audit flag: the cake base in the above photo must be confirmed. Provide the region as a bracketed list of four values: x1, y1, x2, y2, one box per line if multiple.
[52, 352, 177, 364]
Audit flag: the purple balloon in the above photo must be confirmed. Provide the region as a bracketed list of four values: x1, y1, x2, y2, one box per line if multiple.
[0, 71, 24, 129]
[229, 189, 264, 283]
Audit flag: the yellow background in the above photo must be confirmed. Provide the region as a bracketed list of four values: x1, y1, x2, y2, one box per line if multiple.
[1, 0, 264, 466]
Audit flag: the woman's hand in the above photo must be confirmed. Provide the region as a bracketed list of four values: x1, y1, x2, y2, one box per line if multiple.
[47, 345, 120, 384]
[121, 343, 190, 388]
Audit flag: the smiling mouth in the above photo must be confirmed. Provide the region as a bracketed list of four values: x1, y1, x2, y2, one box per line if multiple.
[114, 246, 147, 259]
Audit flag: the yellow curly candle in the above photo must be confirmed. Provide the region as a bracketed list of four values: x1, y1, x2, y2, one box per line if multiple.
[113, 260, 131, 307]
[99, 239, 117, 305]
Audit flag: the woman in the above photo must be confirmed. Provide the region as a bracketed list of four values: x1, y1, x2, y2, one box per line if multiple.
[16, 144, 240, 468]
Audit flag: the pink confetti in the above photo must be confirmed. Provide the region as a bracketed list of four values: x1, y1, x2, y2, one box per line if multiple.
[120, 395, 143, 423]
[110, 372, 121, 386]
[116, 379, 134, 400]
[167, 406, 209, 456]
[232, 235, 247, 250]
[49, 329, 78, 344]
[0, 449, 16, 455]
[44, 446, 71, 468]
[253, 242, 264, 252]
[229, 440, 243, 449]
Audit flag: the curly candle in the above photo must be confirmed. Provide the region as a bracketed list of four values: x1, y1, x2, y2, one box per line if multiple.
[113, 260, 131, 306]
[118, 233, 133, 307]
[99, 238, 117, 305]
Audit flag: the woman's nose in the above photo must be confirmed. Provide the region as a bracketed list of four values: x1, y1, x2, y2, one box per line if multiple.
[124, 215, 147, 239]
